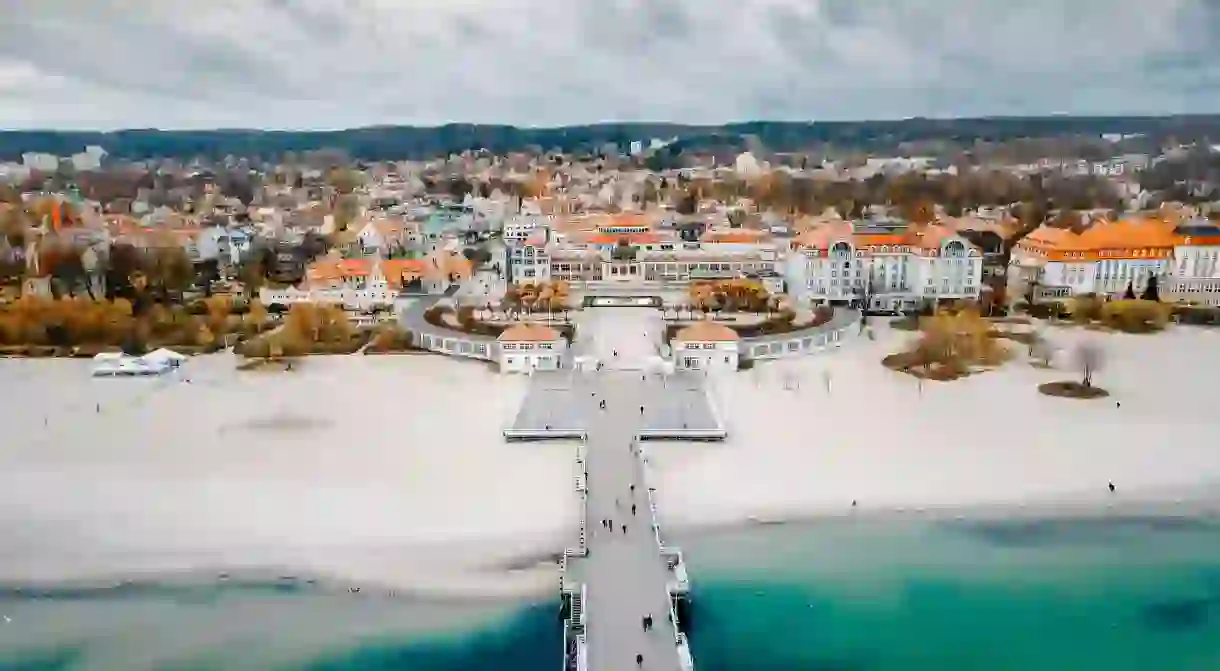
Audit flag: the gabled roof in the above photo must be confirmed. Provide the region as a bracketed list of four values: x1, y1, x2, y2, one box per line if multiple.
[674, 321, 740, 342]
[498, 323, 561, 342]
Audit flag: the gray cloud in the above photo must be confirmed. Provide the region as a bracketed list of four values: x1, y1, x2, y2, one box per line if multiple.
[0, 0, 1218, 130]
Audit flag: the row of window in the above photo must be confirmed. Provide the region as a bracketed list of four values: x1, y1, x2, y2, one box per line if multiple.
[502, 342, 555, 350]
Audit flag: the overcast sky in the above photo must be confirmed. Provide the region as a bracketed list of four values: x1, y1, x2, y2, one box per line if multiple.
[2, 0, 1219, 130]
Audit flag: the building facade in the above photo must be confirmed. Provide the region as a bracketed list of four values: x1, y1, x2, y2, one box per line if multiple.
[786, 219, 983, 311]
[1007, 216, 1220, 305]
[671, 322, 740, 372]
[497, 323, 567, 373]
[507, 217, 782, 289]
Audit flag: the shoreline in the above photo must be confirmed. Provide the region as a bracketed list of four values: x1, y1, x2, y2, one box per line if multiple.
[661, 486, 1220, 538]
[6, 491, 1220, 597]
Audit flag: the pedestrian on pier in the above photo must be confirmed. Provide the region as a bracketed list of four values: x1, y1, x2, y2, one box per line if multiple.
[632, 504, 637, 515]
[622, 524, 627, 534]
[636, 653, 643, 666]
[630, 484, 635, 494]
[639, 405, 644, 414]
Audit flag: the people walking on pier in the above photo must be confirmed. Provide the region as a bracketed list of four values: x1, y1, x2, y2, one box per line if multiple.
[636, 653, 643, 665]
[639, 405, 644, 414]
[631, 503, 637, 515]
[630, 484, 635, 494]
[622, 524, 627, 533]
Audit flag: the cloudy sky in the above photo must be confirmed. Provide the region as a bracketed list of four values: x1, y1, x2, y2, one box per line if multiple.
[1, 0, 1219, 130]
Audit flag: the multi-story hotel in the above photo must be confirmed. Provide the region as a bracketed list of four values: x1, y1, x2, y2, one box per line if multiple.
[785, 218, 984, 311]
[1007, 215, 1220, 306]
[507, 213, 785, 293]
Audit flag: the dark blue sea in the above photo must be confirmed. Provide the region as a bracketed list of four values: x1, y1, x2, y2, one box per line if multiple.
[4, 514, 1220, 671]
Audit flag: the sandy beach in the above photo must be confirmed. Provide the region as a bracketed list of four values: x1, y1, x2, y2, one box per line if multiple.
[0, 354, 579, 597]
[5, 320, 1220, 596]
[649, 321, 1220, 528]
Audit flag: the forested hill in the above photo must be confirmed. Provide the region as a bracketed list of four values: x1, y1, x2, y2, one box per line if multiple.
[3, 116, 1220, 162]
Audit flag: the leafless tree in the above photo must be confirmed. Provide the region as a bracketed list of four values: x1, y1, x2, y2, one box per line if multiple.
[1028, 331, 1056, 367]
[1075, 341, 1105, 388]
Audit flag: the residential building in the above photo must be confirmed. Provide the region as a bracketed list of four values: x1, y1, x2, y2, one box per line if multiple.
[497, 323, 567, 373]
[786, 218, 984, 311]
[260, 253, 471, 308]
[671, 322, 740, 372]
[503, 214, 549, 242]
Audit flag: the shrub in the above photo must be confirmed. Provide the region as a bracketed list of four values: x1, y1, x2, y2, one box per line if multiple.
[1099, 299, 1170, 333]
[1173, 305, 1220, 326]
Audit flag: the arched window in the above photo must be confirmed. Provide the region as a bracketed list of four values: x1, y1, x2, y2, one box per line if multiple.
[945, 241, 965, 257]
[831, 242, 852, 258]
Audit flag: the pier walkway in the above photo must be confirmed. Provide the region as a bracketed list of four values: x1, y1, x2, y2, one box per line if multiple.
[565, 370, 690, 671]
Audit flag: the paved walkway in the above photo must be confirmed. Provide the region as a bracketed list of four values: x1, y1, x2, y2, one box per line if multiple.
[576, 308, 664, 369]
[567, 370, 685, 671]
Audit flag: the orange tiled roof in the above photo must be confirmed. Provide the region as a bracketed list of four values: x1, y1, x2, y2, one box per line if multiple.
[674, 321, 740, 342]
[700, 229, 769, 244]
[1016, 217, 1183, 261]
[792, 221, 971, 255]
[498, 323, 561, 342]
[586, 232, 664, 245]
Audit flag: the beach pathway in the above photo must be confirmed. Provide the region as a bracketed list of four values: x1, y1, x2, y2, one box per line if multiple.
[568, 369, 686, 671]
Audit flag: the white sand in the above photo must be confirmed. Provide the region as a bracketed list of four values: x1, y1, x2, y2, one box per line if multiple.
[0, 354, 578, 597]
[649, 321, 1220, 527]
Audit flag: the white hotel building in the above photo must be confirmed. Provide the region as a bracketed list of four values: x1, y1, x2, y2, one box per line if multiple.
[785, 218, 984, 311]
[1007, 216, 1220, 306]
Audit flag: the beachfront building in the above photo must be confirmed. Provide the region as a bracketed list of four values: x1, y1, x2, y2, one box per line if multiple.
[671, 322, 740, 372]
[259, 253, 472, 308]
[508, 213, 782, 290]
[498, 323, 567, 373]
[1007, 215, 1220, 305]
[785, 218, 983, 311]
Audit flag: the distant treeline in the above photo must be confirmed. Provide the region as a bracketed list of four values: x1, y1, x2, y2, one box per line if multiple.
[3, 116, 1220, 162]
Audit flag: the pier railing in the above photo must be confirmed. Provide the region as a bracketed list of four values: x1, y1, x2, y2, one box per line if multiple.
[634, 437, 696, 671]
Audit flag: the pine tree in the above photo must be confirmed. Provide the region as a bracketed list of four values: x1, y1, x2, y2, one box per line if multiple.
[1140, 275, 1160, 302]
[1123, 281, 1136, 299]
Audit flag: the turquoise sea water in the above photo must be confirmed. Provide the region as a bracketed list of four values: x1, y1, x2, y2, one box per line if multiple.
[678, 515, 1220, 671]
[3, 514, 1220, 671]
[0, 581, 559, 671]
